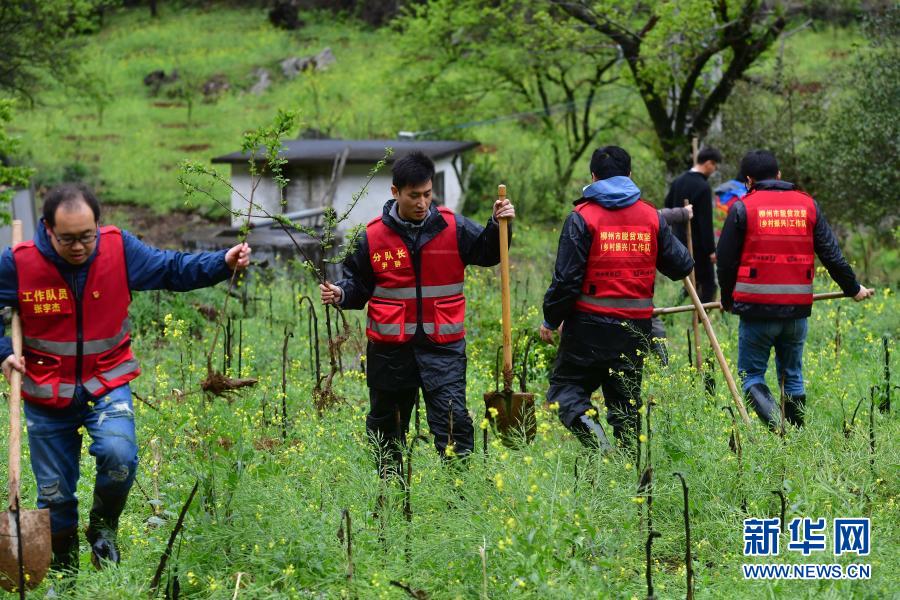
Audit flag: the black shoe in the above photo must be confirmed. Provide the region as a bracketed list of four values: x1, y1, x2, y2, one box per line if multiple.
[570, 413, 614, 453]
[746, 383, 782, 430]
[86, 490, 128, 569]
[50, 527, 80, 574]
[785, 394, 806, 427]
[87, 527, 120, 569]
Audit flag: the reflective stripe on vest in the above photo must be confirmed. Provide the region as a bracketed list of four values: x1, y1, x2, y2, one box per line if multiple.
[733, 283, 813, 295]
[23, 319, 132, 356]
[372, 283, 465, 300]
[368, 321, 465, 336]
[576, 295, 654, 308]
[22, 379, 76, 400]
[83, 359, 141, 395]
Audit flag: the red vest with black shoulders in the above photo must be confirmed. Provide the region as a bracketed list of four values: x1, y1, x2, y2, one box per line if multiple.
[13, 225, 139, 408]
[365, 207, 466, 344]
[733, 189, 817, 306]
[573, 199, 659, 320]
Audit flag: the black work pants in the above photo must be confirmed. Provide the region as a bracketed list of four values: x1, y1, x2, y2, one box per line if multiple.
[367, 378, 474, 461]
[547, 356, 644, 444]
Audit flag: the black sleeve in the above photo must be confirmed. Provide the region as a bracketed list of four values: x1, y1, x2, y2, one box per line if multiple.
[542, 212, 590, 329]
[693, 182, 716, 255]
[812, 201, 860, 297]
[659, 207, 689, 225]
[335, 232, 375, 310]
[715, 201, 746, 312]
[655, 213, 694, 281]
[457, 215, 506, 267]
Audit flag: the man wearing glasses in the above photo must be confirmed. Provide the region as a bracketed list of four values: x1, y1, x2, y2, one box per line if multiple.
[0, 183, 251, 573]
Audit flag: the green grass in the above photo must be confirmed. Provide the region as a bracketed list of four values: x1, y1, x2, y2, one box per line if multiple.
[3, 234, 897, 598]
[12, 7, 406, 212]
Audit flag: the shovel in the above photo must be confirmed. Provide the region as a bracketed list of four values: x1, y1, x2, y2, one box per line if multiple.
[484, 185, 535, 446]
[0, 220, 51, 594]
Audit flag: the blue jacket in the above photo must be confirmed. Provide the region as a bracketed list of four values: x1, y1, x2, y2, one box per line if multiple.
[0, 220, 231, 363]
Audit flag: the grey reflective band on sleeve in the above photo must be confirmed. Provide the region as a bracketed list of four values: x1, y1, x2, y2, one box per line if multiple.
[24, 319, 132, 357]
[372, 283, 464, 300]
[733, 283, 814, 295]
[577, 295, 653, 308]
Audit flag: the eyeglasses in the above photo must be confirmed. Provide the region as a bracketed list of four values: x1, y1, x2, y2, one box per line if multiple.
[52, 230, 98, 247]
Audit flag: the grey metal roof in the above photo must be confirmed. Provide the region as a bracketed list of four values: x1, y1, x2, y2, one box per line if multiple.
[211, 139, 479, 165]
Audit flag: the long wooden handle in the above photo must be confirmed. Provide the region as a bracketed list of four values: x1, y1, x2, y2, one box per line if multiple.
[8, 220, 23, 510]
[683, 277, 752, 425]
[655, 292, 848, 316]
[683, 199, 702, 369]
[497, 185, 513, 391]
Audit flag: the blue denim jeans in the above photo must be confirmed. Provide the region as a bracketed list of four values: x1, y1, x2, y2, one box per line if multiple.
[23, 384, 138, 534]
[738, 318, 808, 396]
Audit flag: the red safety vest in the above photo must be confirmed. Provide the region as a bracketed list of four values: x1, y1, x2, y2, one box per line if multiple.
[733, 189, 817, 306]
[365, 207, 466, 344]
[573, 199, 659, 320]
[14, 226, 140, 408]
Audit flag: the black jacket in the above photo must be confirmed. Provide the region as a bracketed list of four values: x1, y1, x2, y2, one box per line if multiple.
[542, 199, 694, 365]
[664, 170, 716, 257]
[337, 199, 506, 390]
[716, 180, 861, 319]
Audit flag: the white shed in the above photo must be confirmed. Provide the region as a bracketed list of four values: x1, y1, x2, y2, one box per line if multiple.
[211, 139, 479, 231]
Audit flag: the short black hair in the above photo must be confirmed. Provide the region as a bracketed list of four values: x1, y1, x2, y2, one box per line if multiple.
[42, 183, 101, 227]
[740, 150, 779, 182]
[697, 146, 722, 165]
[392, 151, 435, 190]
[589, 146, 631, 180]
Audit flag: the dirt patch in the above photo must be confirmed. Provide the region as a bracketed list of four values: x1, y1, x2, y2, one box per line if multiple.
[103, 204, 228, 248]
[161, 123, 188, 129]
[178, 143, 212, 152]
[152, 101, 186, 108]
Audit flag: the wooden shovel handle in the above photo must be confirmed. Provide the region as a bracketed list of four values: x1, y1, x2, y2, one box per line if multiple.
[497, 185, 513, 391]
[8, 220, 23, 510]
[683, 277, 752, 426]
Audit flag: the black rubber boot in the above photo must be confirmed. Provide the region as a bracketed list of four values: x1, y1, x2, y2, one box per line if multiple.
[785, 394, 806, 427]
[746, 383, 782, 430]
[570, 413, 614, 453]
[86, 490, 128, 569]
[50, 527, 80, 574]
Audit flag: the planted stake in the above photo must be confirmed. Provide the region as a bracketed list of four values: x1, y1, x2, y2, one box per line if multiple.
[771, 489, 786, 529]
[645, 530, 661, 600]
[150, 481, 199, 597]
[281, 327, 293, 440]
[337, 509, 353, 580]
[237, 319, 243, 377]
[882, 336, 891, 412]
[721, 406, 746, 513]
[869, 386, 876, 471]
[673, 472, 694, 600]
